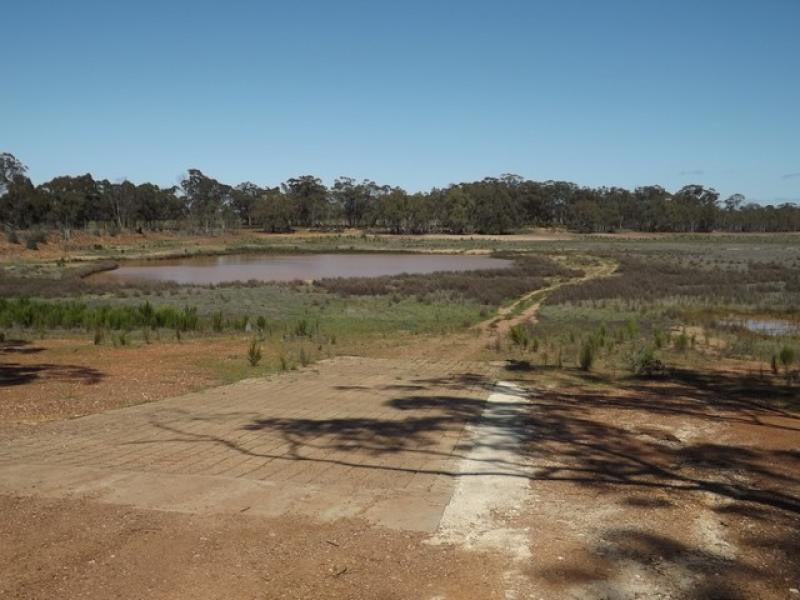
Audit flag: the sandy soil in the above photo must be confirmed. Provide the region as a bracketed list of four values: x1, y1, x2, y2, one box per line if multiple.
[498, 367, 800, 598]
[0, 495, 506, 600]
[0, 335, 255, 427]
[1, 259, 798, 598]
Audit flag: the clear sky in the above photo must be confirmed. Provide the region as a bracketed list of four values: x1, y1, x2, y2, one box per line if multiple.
[3, 0, 799, 203]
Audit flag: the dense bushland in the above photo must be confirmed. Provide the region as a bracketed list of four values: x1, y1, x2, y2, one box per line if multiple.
[3, 152, 799, 237]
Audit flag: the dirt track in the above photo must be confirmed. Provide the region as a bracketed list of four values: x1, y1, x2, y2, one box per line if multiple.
[1, 263, 799, 598]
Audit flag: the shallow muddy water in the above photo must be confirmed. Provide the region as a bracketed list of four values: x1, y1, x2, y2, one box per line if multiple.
[719, 318, 799, 336]
[89, 253, 513, 285]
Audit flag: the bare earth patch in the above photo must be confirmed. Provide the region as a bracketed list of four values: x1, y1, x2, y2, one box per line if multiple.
[0, 336, 257, 427]
[0, 495, 506, 600]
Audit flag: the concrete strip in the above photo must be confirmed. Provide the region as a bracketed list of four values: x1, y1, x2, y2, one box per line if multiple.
[429, 381, 533, 598]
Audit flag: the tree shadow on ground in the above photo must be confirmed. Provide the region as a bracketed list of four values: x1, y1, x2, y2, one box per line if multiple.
[0, 340, 45, 355]
[141, 365, 799, 595]
[0, 342, 104, 387]
[533, 524, 785, 600]
[150, 367, 800, 515]
[0, 363, 104, 387]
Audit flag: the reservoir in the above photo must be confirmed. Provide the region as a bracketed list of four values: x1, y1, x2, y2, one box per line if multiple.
[89, 253, 514, 285]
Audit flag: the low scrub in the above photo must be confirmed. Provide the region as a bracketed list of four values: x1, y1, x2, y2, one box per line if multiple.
[546, 255, 800, 307]
[247, 338, 262, 366]
[628, 345, 666, 377]
[316, 255, 582, 305]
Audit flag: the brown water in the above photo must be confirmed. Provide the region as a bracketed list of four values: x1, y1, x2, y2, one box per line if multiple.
[89, 253, 514, 285]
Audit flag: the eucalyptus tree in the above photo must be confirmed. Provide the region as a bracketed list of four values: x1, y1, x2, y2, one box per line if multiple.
[38, 174, 100, 241]
[254, 186, 293, 232]
[181, 169, 233, 231]
[232, 181, 263, 227]
[0, 153, 42, 228]
[282, 175, 328, 227]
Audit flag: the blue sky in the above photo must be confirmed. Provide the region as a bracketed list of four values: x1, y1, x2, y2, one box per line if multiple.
[3, 0, 799, 203]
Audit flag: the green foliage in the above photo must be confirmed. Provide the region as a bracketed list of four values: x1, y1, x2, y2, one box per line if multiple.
[247, 338, 262, 367]
[653, 329, 667, 349]
[293, 319, 311, 337]
[674, 331, 689, 352]
[628, 345, 666, 377]
[509, 324, 529, 347]
[779, 345, 796, 370]
[578, 339, 595, 371]
[212, 310, 224, 332]
[3, 148, 800, 234]
[0, 298, 201, 333]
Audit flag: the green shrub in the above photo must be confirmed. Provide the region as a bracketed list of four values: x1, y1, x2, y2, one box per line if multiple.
[653, 329, 667, 349]
[629, 345, 665, 377]
[625, 319, 639, 339]
[247, 338, 262, 367]
[578, 339, 595, 371]
[212, 310, 224, 332]
[674, 331, 689, 352]
[779, 345, 796, 372]
[0, 298, 201, 333]
[5, 228, 19, 245]
[509, 324, 529, 348]
[294, 319, 310, 337]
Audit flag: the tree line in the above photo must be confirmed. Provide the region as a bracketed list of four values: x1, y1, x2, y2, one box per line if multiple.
[2, 152, 799, 237]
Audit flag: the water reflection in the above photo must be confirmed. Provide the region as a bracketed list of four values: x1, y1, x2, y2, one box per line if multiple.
[88, 253, 513, 285]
